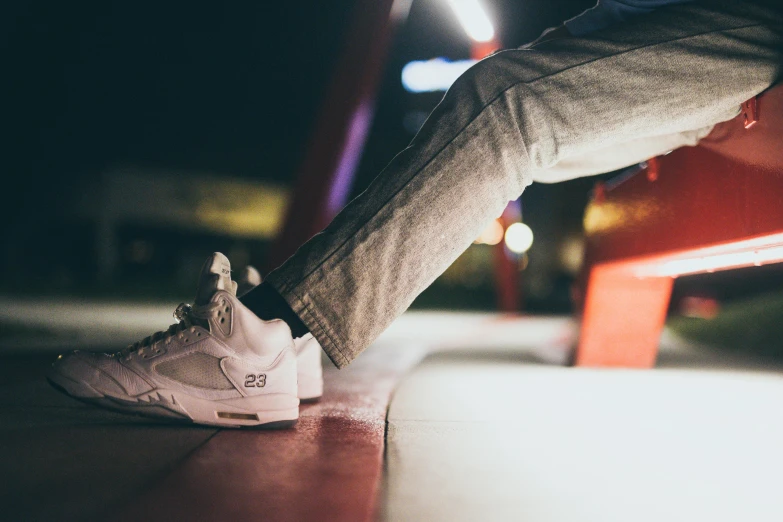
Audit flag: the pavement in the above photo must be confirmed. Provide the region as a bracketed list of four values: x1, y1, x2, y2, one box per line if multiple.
[2, 297, 783, 521]
[0, 301, 428, 521]
[383, 339, 783, 522]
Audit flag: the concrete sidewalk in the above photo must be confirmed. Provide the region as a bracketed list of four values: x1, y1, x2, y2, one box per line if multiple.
[0, 296, 178, 352]
[0, 338, 426, 521]
[382, 331, 783, 522]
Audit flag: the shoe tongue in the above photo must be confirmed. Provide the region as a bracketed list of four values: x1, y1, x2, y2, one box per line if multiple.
[195, 252, 237, 305]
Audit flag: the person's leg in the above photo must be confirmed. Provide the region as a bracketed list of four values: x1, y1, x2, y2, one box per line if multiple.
[532, 123, 723, 184]
[261, 0, 782, 368]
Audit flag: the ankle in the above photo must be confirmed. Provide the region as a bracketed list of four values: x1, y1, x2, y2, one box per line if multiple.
[240, 282, 310, 338]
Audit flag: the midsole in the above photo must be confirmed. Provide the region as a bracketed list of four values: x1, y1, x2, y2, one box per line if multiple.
[171, 391, 298, 425]
[50, 371, 300, 426]
[217, 393, 299, 410]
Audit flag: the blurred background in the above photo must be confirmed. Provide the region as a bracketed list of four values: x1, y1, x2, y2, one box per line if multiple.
[3, 0, 783, 355]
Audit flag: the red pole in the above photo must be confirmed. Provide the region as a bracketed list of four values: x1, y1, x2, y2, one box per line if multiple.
[268, 0, 404, 270]
[493, 202, 523, 312]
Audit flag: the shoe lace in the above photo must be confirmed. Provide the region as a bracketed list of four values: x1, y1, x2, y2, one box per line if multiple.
[120, 302, 221, 357]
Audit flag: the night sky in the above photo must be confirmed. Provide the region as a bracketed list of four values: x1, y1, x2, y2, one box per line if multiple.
[6, 1, 355, 185]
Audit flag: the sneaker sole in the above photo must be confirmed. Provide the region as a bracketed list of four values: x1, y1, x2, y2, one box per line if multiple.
[48, 373, 299, 429]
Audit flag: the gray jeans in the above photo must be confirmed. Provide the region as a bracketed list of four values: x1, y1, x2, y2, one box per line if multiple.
[267, 0, 783, 368]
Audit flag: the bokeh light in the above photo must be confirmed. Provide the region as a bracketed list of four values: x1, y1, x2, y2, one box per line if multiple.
[504, 222, 534, 254]
[447, 0, 495, 42]
[475, 219, 504, 246]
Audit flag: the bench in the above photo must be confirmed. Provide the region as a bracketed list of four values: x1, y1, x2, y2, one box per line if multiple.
[575, 84, 783, 367]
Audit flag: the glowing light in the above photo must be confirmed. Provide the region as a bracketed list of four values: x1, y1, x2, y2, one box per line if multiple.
[641, 246, 783, 277]
[559, 235, 585, 275]
[447, 0, 495, 42]
[328, 102, 373, 217]
[680, 296, 719, 319]
[475, 219, 504, 246]
[401, 58, 477, 93]
[505, 223, 534, 254]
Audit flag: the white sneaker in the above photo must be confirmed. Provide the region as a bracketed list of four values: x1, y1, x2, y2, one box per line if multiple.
[292, 334, 324, 402]
[48, 253, 299, 428]
[236, 266, 323, 402]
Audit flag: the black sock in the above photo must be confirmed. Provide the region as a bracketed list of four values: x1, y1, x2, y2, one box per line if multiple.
[240, 282, 310, 338]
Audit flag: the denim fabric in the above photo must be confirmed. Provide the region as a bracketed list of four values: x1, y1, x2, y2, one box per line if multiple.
[267, 0, 783, 368]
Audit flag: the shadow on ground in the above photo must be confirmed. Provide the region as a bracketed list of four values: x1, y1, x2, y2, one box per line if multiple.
[0, 354, 219, 522]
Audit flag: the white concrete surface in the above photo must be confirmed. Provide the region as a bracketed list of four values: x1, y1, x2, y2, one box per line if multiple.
[0, 296, 178, 350]
[382, 322, 783, 522]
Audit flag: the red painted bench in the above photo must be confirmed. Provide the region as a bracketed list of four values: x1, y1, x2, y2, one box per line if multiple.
[575, 84, 783, 367]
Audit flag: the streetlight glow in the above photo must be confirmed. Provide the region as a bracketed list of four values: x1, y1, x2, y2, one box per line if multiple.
[505, 223, 534, 254]
[447, 0, 495, 43]
[401, 58, 478, 93]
